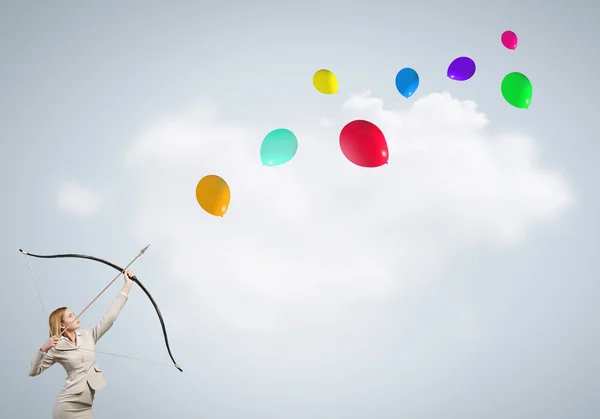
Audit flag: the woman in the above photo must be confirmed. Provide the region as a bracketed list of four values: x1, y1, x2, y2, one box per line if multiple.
[29, 269, 136, 419]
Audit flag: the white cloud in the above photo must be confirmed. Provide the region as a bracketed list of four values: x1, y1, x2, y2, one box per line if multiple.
[55, 181, 104, 216]
[124, 91, 574, 331]
[317, 116, 333, 127]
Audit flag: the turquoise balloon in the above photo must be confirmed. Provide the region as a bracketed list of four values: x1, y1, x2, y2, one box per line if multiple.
[260, 128, 298, 166]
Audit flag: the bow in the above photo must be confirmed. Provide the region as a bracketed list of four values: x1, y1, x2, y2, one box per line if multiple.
[20, 245, 182, 372]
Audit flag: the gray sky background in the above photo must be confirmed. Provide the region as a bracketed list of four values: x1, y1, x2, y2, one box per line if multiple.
[2, 1, 599, 418]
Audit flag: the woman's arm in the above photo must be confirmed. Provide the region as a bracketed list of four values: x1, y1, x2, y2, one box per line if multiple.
[29, 335, 58, 376]
[121, 278, 133, 296]
[28, 349, 56, 376]
[91, 270, 135, 343]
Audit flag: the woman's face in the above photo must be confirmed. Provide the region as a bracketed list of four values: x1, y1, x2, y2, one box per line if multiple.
[61, 309, 80, 332]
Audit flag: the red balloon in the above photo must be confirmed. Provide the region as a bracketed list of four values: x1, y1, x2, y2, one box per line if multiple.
[339, 120, 389, 167]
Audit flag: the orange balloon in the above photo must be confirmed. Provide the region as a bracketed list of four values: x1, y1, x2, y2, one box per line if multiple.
[195, 175, 230, 217]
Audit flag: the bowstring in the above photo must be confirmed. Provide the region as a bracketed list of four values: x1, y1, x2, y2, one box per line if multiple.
[25, 253, 48, 324]
[23, 253, 178, 370]
[77, 347, 176, 368]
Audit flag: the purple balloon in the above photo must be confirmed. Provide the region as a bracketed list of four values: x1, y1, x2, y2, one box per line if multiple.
[447, 56, 476, 81]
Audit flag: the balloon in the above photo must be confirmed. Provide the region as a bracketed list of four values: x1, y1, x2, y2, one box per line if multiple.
[501, 30, 518, 50]
[313, 69, 339, 94]
[339, 120, 388, 168]
[501, 72, 532, 109]
[447, 56, 476, 81]
[395, 67, 420, 98]
[196, 175, 230, 217]
[260, 128, 298, 166]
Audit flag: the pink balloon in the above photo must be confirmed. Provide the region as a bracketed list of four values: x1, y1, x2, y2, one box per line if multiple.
[501, 30, 518, 50]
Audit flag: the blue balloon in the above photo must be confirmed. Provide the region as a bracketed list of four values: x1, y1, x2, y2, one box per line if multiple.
[395, 67, 420, 98]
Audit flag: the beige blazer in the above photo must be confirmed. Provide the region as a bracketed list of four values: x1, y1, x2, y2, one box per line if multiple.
[28, 292, 129, 399]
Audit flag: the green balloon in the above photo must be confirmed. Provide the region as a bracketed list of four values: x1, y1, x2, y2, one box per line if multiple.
[260, 128, 298, 166]
[501, 72, 532, 109]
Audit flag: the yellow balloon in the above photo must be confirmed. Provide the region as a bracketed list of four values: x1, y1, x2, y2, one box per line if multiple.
[195, 175, 230, 217]
[313, 69, 338, 94]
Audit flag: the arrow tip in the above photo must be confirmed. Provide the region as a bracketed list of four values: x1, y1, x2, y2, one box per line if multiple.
[140, 244, 150, 254]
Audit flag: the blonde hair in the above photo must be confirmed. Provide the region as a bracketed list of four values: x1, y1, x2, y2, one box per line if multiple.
[48, 307, 67, 337]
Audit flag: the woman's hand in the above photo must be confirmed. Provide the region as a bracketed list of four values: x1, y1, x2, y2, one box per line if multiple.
[40, 335, 59, 352]
[123, 269, 135, 284]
